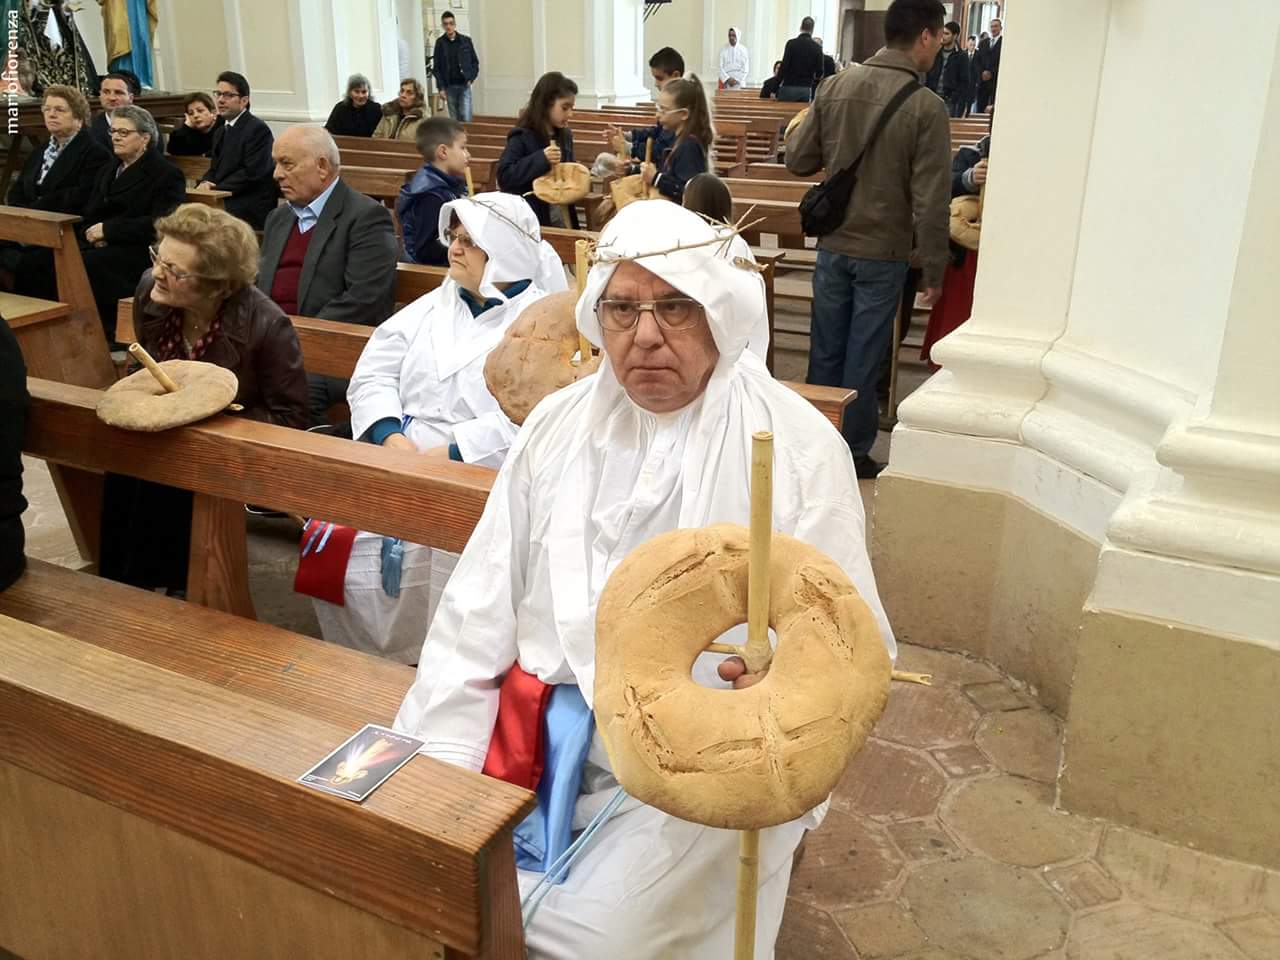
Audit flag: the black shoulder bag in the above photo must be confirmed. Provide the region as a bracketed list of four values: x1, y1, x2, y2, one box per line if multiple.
[798, 79, 923, 237]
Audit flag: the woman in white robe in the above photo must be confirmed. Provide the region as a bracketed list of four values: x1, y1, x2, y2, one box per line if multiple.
[310, 193, 567, 662]
[394, 200, 894, 958]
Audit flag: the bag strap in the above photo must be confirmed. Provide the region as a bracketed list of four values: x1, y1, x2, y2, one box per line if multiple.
[841, 77, 924, 179]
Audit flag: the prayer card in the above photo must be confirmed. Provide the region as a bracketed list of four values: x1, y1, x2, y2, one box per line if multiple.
[298, 724, 424, 802]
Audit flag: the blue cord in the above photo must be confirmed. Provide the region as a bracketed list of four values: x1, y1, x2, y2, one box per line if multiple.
[520, 786, 628, 928]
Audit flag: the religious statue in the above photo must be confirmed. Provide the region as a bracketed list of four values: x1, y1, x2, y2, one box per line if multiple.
[11, 0, 99, 96]
[96, 0, 158, 87]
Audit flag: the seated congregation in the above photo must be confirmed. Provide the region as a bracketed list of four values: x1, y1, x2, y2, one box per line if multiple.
[1, 1, 994, 956]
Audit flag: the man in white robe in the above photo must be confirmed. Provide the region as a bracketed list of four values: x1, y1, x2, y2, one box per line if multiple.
[395, 200, 893, 958]
[719, 26, 750, 88]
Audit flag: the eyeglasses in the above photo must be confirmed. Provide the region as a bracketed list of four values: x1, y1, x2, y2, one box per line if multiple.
[445, 230, 478, 251]
[213, 90, 242, 100]
[148, 245, 205, 283]
[596, 298, 702, 331]
[109, 127, 139, 138]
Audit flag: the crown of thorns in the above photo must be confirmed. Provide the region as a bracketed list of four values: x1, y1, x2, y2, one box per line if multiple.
[591, 207, 767, 273]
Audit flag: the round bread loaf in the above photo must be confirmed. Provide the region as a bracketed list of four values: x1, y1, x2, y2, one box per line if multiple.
[949, 194, 981, 251]
[533, 162, 592, 205]
[96, 360, 239, 432]
[594, 523, 891, 830]
[483, 290, 601, 425]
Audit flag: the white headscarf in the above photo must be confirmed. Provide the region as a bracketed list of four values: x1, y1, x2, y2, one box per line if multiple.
[437, 192, 568, 299]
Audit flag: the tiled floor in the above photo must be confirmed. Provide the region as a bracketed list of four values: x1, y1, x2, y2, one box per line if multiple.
[776, 642, 1280, 960]
[18, 301, 1277, 959]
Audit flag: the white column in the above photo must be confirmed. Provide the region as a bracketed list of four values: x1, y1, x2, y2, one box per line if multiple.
[1099, 33, 1280, 644]
[895, 1, 1112, 452]
[579, 0, 649, 108]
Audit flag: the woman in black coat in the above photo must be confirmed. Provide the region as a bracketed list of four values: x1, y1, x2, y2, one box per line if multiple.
[497, 72, 580, 228]
[7, 84, 109, 215]
[166, 91, 221, 156]
[324, 73, 383, 138]
[77, 105, 187, 345]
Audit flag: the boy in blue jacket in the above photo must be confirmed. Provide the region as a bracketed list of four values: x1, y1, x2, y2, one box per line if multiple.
[397, 117, 469, 266]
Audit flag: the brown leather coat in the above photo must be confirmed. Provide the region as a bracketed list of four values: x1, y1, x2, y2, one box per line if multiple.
[134, 271, 309, 429]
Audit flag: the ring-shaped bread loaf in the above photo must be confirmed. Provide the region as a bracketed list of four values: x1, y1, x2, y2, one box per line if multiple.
[533, 162, 593, 205]
[96, 360, 239, 431]
[594, 523, 892, 830]
[949, 195, 982, 251]
[483, 290, 601, 424]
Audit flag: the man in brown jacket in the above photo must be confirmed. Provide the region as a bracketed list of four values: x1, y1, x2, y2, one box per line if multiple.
[787, 0, 951, 477]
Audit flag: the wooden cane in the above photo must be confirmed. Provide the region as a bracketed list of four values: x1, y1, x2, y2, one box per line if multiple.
[128, 342, 180, 394]
[465, 166, 475, 197]
[734, 430, 774, 960]
[574, 239, 592, 363]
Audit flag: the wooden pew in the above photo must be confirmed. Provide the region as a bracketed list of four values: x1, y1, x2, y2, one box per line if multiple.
[168, 153, 211, 183]
[185, 187, 232, 209]
[0, 207, 112, 388]
[0, 563, 533, 960]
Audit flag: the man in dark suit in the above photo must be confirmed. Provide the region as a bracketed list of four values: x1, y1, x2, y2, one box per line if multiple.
[778, 16, 824, 102]
[974, 18, 1002, 111]
[258, 126, 398, 424]
[194, 71, 277, 229]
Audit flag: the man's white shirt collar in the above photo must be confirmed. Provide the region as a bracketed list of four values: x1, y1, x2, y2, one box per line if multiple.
[289, 176, 340, 234]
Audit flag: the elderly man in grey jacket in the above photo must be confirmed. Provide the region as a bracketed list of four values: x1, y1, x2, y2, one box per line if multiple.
[258, 125, 398, 424]
[786, 0, 951, 477]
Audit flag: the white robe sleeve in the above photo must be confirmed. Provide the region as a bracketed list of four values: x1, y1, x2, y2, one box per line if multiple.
[738, 45, 749, 84]
[346, 305, 417, 441]
[718, 46, 732, 83]
[452, 409, 520, 469]
[393, 438, 533, 769]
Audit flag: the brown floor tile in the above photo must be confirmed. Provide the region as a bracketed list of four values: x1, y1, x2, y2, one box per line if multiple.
[888, 819, 961, 862]
[903, 858, 1069, 960]
[789, 809, 905, 909]
[835, 738, 948, 821]
[974, 709, 1061, 783]
[930, 745, 992, 779]
[1100, 826, 1271, 923]
[775, 900, 859, 960]
[942, 776, 1099, 867]
[874, 682, 983, 749]
[835, 901, 928, 958]
[1043, 860, 1122, 911]
[894, 643, 1002, 686]
[1264, 872, 1280, 915]
[963, 681, 1033, 713]
[1219, 913, 1280, 960]
[1066, 903, 1249, 960]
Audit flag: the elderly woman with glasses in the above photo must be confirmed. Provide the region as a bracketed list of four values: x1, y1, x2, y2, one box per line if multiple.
[98, 203, 308, 594]
[74, 104, 186, 346]
[303, 192, 568, 663]
[7, 84, 109, 214]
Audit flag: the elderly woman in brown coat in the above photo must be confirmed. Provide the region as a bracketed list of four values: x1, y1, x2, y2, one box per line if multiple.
[372, 78, 426, 141]
[99, 203, 308, 594]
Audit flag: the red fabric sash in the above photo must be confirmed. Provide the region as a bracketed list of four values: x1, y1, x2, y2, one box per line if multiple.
[293, 521, 358, 606]
[482, 664, 553, 790]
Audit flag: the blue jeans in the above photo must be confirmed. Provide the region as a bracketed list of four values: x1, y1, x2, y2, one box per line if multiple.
[778, 84, 813, 103]
[808, 251, 909, 456]
[445, 83, 473, 121]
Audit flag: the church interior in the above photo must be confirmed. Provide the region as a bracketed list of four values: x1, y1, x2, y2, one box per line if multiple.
[2, 1, 1278, 958]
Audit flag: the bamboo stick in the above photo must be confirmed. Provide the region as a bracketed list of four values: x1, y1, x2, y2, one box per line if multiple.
[734, 828, 761, 960]
[465, 166, 475, 196]
[742, 431, 773, 675]
[128, 342, 180, 394]
[575, 239, 592, 363]
[734, 429, 774, 960]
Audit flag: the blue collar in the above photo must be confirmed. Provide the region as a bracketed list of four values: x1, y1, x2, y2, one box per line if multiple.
[288, 177, 341, 233]
[458, 278, 532, 316]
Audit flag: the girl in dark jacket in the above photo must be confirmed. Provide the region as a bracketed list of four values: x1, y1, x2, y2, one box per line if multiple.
[324, 73, 383, 138]
[497, 71, 579, 228]
[638, 76, 713, 203]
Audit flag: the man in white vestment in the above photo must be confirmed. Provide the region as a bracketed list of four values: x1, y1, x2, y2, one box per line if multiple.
[719, 26, 750, 88]
[395, 200, 893, 958]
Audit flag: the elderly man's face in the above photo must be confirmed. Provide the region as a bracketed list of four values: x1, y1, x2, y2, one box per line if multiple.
[272, 129, 334, 205]
[600, 261, 720, 414]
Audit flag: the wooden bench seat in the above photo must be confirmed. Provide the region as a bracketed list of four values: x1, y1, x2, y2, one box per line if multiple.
[0, 562, 532, 960]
